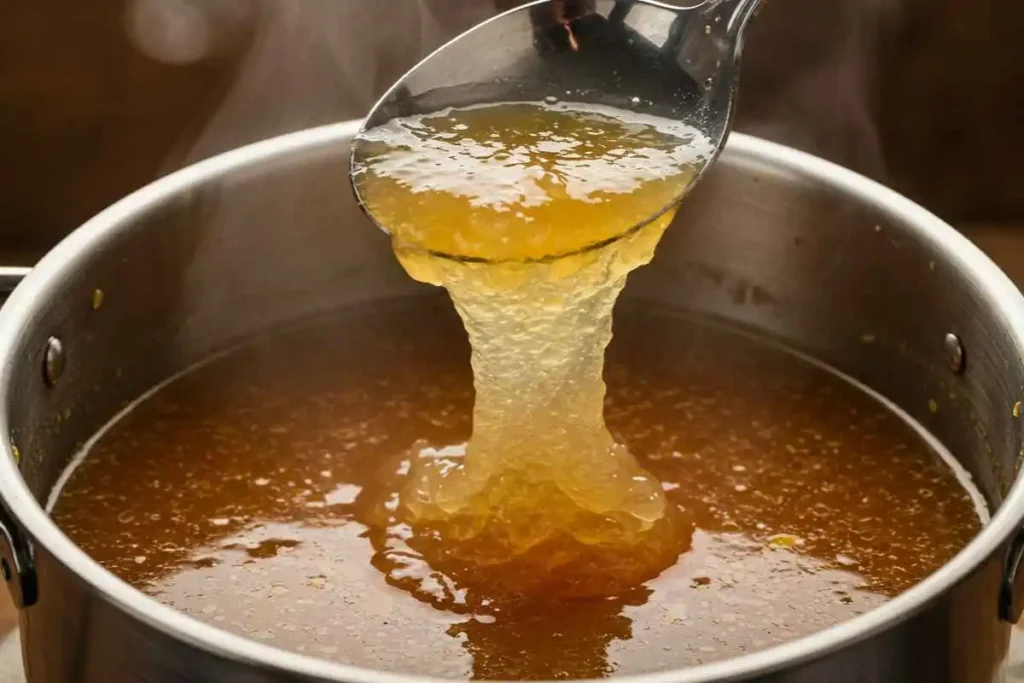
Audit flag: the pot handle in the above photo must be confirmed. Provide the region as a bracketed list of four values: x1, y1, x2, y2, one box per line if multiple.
[0, 267, 31, 300]
[1001, 528, 1024, 623]
[0, 507, 35, 609]
[0, 266, 37, 608]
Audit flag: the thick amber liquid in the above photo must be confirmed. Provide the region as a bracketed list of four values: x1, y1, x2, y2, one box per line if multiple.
[353, 102, 710, 604]
[52, 302, 983, 679]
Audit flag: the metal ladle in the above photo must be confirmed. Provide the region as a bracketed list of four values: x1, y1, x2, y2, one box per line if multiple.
[352, 0, 763, 240]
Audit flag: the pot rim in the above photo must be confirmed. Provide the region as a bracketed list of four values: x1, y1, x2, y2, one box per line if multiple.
[2, 122, 1023, 683]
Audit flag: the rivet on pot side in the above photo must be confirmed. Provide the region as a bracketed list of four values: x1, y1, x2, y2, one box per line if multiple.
[944, 333, 965, 374]
[43, 337, 65, 386]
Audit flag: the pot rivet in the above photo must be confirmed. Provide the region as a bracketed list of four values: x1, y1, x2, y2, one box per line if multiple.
[944, 333, 964, 374]
[43, 337, 65, 386]
[91, 289, 104, 311]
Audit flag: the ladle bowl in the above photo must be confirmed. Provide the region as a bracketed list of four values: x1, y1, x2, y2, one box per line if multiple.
[351, 0, 763, 240]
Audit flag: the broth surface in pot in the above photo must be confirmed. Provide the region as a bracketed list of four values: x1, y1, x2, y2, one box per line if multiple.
[51, 298, 983, 680]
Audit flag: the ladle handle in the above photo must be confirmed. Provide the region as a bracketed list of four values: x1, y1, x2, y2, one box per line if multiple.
[0, 266, 35, 609]
[528, 0, 763, 56]
[0, 503, 35, 609]
[0, 268, 30, 301]
[710, 0, 763, 41]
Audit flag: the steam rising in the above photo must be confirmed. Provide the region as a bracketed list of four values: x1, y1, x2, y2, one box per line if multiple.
[736, 0, 900, 179]
[132, 0, 498, 168]
[126, 0, 902, 175]
[127, 1, 503, 355]
[121, 0, 902, 351]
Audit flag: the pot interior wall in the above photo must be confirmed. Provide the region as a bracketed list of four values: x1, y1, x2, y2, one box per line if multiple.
[6, 130, 1023, 533]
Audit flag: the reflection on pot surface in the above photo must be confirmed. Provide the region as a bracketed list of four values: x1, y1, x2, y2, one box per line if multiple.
[51, 297, 983, 680]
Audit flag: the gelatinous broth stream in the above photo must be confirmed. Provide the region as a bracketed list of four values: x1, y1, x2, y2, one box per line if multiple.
[352, 101, 711, 605]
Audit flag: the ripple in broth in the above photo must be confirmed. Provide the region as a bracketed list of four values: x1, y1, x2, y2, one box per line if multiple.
[52, 299, 983, 680]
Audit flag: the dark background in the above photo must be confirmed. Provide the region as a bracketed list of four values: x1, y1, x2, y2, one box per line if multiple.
[1, 0, 1021, 266]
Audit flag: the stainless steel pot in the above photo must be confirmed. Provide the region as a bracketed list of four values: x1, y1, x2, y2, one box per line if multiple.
[1, 121, 1024, 683]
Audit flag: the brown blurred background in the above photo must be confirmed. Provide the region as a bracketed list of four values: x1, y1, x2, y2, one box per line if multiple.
[0, 0, 1021, 634]
[1, 0, 1021, 264]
